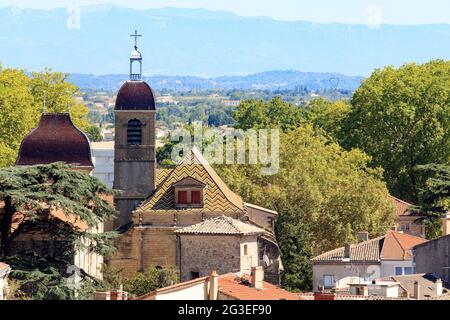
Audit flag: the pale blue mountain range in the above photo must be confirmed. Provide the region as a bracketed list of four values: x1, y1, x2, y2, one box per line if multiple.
[1, 5, 449, 90]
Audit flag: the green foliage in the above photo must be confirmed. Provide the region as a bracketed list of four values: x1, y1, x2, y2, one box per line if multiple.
[0, 67, 100, 167]
[99, 266, 179, 298]
[215, 125, 395, 291]
[0, 68, 38, 167]
[233, 97, 305, 132]
[342, 60, 450, 202]
[305, 98, 351, 140]
[85, 125, 103, 142]
[0, 163, 118, 299]
[413, 164, 450, 239]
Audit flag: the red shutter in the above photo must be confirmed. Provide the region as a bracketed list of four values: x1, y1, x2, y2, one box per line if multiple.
[191, 191, 201, 204]
[178, 191, 188, 204]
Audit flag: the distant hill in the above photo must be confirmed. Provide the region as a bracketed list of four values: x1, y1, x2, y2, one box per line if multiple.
[68, 70, 363, 91]
[1, 5, 449, 76]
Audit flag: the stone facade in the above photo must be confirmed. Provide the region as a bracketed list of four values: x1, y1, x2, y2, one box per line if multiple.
[415, 235, 450, 282]
[177, 234, 259, 282]
[114, 110, 156, 228]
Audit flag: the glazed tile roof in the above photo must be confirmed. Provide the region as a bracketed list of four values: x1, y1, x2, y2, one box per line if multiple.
[218, 274, 302, 300]
[312, 231, 427, 263]
[137, 147, 244, 214]
[175, 216, 265, 235]
[16, 113, 94, 168]
[172, 176, 207, 188]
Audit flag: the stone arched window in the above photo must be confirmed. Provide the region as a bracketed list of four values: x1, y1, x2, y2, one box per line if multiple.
[127, 119, 142, 145]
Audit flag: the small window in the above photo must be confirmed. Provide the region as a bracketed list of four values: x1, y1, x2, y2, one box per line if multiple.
[178, 191, 188, 204]
[191, 272, 200, 280]
[191, 190, 201, 204]
[244, 244, 248, 256]
[323, 275, 335, 289]
[400, 224, 411, 232]
[395, 267, 403, 275]
[127, 119, 142, 145]
[404, 267, 414, 275]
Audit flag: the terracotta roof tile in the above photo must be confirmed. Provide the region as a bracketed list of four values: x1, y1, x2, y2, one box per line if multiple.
[312, 231, 427, 263]
[312, 236, 384, 263]
[390, 196, 414, 217]
[380, 231, 427, 260]
[386, 274, 450, 298]
[175, 216, 265, 235]
[218, 274, 301, 300]
[0, 262, 10, 271]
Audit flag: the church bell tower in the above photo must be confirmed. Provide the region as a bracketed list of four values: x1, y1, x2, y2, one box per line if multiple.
[113, 30, 156, 228]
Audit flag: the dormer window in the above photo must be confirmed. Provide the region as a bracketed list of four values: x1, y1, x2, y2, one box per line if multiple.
[173, 177, 207, 208]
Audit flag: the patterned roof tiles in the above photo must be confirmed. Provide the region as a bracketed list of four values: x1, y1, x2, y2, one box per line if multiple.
[312, 236, 384, 263]
[312, 231, 428, 263]
[175, 216, 265, 235]
[137, 147, 244, 214]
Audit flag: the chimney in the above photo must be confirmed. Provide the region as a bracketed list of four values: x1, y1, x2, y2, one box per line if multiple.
[314, 292, 336, 300]
[391, 224, 398, 232]
[93, 291, 111, 300]
[413, 281, 421, 300]
[436, 279, 443, 296]
[209, 271, 219, 300]
[344, 243, 351, 260]
[251, 266, 264, 290]
[110, 285, 128, 300]
[357, 231, 369, 243]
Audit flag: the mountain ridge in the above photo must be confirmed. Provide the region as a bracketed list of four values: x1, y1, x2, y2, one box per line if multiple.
[1, 6, 449, 76]
[68, 70, 364, 91]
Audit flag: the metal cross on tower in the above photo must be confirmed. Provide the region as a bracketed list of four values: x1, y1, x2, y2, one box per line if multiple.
[130, 29, 142, 50]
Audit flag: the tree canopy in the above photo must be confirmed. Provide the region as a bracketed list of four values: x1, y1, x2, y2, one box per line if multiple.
[341, 60, 450, 202]
[215, 124, 395, 291]
[413, 164, 450, 239]
[0, 68, 101, 167]
[0, 163, 117, 299]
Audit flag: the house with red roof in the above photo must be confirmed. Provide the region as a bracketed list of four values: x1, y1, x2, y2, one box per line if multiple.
[390, 196, 426, 238]
[133, 267, 301, 301]
[311, 231, 427, 291]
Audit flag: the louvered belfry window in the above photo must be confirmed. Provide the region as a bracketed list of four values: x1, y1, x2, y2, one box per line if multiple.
[127, 119, 142, 145]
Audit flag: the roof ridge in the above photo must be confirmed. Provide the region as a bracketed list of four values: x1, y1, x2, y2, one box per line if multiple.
[190, 147, 243, 209]
[390, 195, 414, 206]
[312, 235, 386, 262]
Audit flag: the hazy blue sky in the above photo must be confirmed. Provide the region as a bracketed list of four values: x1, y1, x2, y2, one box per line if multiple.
[1, 0, 449, 24]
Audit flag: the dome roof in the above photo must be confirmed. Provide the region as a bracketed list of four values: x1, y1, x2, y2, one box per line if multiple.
[130, 49, 142, 60]
[115, 81, 156, 111]
[16, 113, 94, 169]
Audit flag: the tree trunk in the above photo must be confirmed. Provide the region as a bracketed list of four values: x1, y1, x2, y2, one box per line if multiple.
[0, 197, 14, 256]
